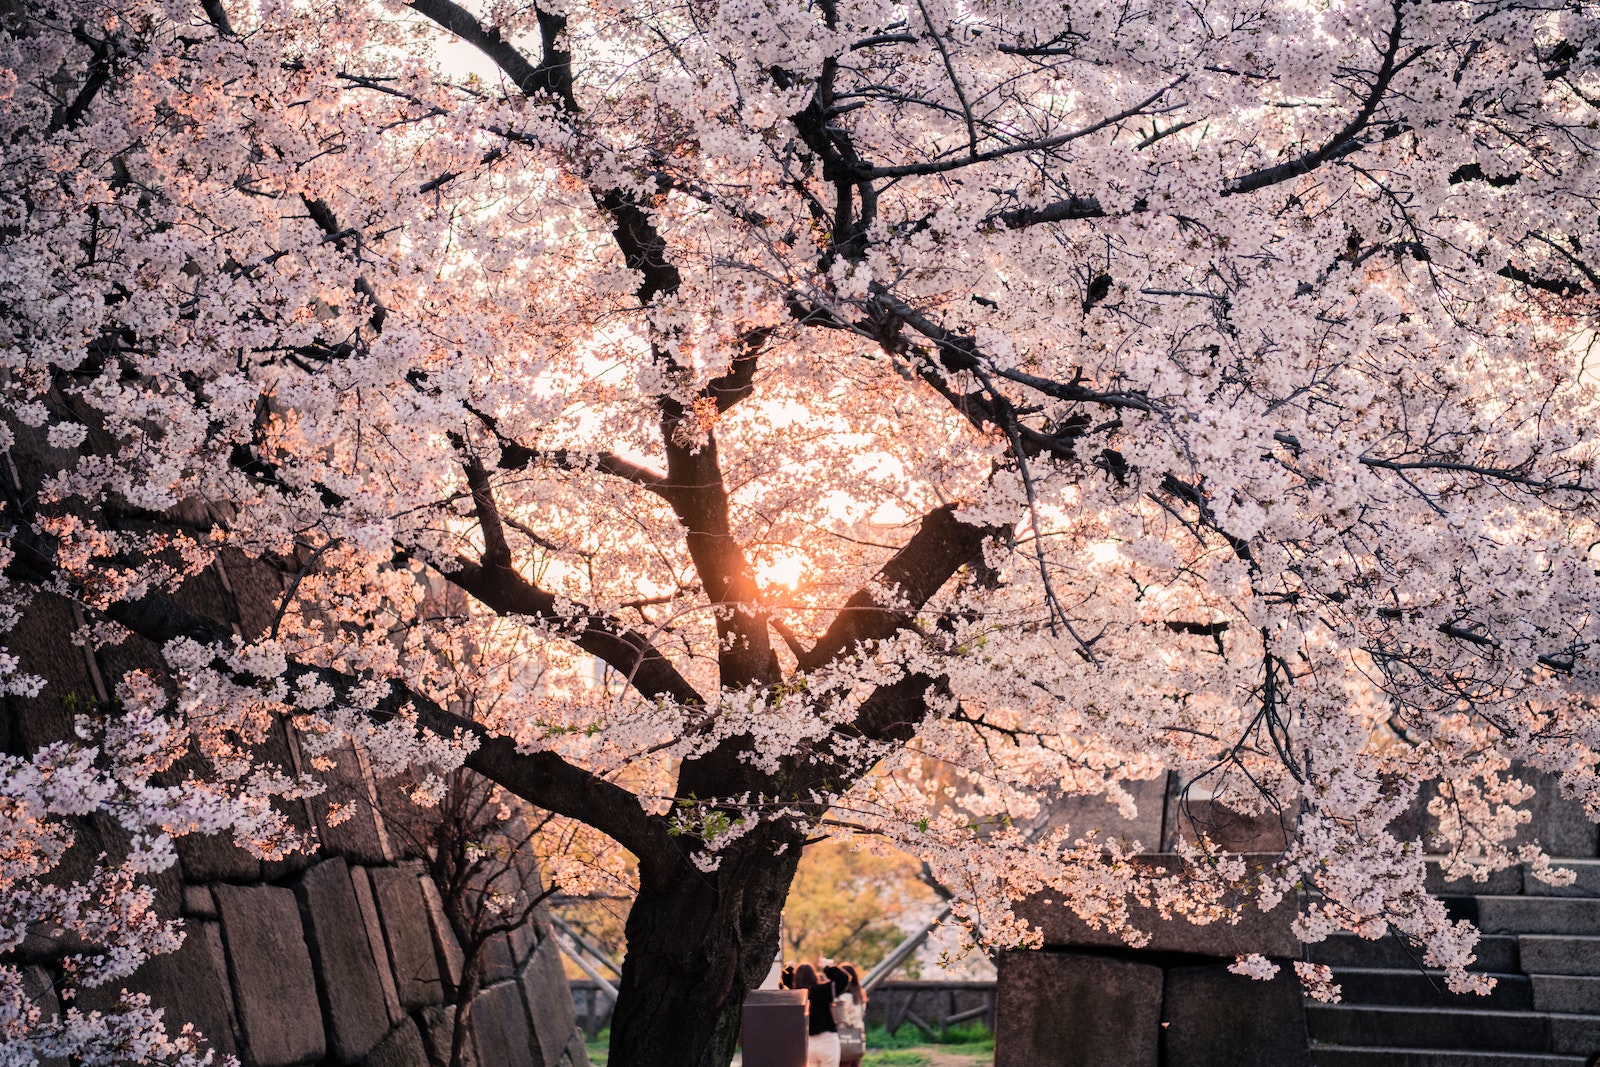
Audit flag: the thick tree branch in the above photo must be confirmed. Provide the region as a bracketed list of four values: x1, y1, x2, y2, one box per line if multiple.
[466, 405, 669, 494]
[1224, 1, 1414, 197]
[871, 292, 1159, 414]
[996, 0, 1418, 226]
[41, 580, 679, 870]
[998, 194, 1112, 229]
[409, 0, 774, 698]
[656, 392, 776, 690]
[798, 503, 1004, 672]
[301, 196, 388, 334]
[848, 671, 939, 747]
[862, 81, 1180, 180]
[703, 327, 774, 414]
[462, 457, 513, 569]
[447, 555, 705, 707]
[407, 0, 575, 108]
[50, 34, 118, 134]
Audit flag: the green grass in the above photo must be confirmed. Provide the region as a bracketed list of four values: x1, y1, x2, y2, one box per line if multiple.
[584, 1021, 994, 1066]
[863, 1051, 931, 1067]
[584, 1028, 609, 1067]
[865, 1021, 994, 1052]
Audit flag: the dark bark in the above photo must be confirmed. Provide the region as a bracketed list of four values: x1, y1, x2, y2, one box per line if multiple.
[608, 826, 803, 1067]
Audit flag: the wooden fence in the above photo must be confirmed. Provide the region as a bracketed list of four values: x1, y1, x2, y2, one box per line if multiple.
[570, 979, 996, 1040]
[864, 980, 996, 1038]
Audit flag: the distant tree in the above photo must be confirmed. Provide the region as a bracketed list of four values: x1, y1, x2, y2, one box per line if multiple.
[781, 840, 937, 971]
[3, 1, 1600, 1066]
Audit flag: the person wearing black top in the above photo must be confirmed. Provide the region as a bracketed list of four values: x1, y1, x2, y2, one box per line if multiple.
[791, 962, 850, 1067]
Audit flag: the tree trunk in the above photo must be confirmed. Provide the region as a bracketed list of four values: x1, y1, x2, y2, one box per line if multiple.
[607, 829, 802, 1067]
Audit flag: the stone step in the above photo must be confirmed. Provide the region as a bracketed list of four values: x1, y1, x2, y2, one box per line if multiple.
[1311, 1048, 1588, 1067]
[1426, 862, 1526, 897]
[1424, 859, 1600, 898]
[1527, 861, 1600, 899]
[1478, 897, 1600, 936]
[1305, 1005, 1550, 1052]
[1550, 1012, 1600, 1055]
[1307, 933, 1519, 973]
[1332, 968, 1532, 1010]
[1532, 975, 1600, 1014]
[1519, 936, 1600, 976]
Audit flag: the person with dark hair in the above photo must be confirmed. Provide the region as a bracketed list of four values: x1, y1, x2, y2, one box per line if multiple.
[780, 964, 796, 989]
[792, 961, 851, 1067]
[834, 962, 867, 1067]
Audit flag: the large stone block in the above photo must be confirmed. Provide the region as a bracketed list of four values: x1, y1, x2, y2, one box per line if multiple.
[418, 875, 465, 989]
[481, 931, 517, 983]
[21, 965, 68, 1067]
[1050, 776, 1170, 852]
[167, 562, 239, 635]
[1166, 799, 1292, 854]
[562, 1027, 590, 1067]
[76, 918, 239, 1059]
[3, 594, 100, 752]
[217, 549, 286, 639]
[994, 951, 1162, 1067]
[176, 828, 264, 883]
[1513, 768, 1600, 859]
[214, 883, 325, 1067]
[419, 1004, 477, 1067]
[1306, 931, 1519, 973]
[1306, 1004, 1547, 1053]
[362, 1018, 429, 1067]
[1531, 975, 1600, 1013]
[296, 858, 390, 1063]
[22, 966, 59, 1017]
[1014, 859, 1298, 958]
[147, 920, 240, 1058]
[519, 932, 576, 1067]
[350, 865, 405, 1023]
[1525, 858, 1600, 897]
[1552, 1012, 1600, 1056]
[472, 980, 538, 1067]
[309, 741, 388, 865]
[370, 866, 445, 1010]
[1398, 768, 1600, 858]
[183, 885, 219, 919]
[1477, 896, 1600, 935]
[508, 916, 537, 966]
[48, 814, 182, 918]
[1160, 963, 1310, 1067]
[1424, 860, 1523, 896]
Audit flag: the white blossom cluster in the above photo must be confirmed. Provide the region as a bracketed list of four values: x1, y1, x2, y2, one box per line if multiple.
[2, 0, 1600, 1055]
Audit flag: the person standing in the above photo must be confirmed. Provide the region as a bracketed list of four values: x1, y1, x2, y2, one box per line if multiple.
[833, 962, 867, 1067]
[792, 962, 850, 1067]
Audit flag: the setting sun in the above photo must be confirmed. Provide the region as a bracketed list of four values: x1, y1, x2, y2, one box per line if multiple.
[757, 553, 806, 591]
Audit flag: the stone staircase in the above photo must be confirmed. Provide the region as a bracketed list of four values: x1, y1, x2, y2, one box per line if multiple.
[1306, 860, 1600, 1066]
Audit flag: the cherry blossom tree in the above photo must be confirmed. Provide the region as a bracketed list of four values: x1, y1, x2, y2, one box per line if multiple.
[3, 0, 1600, 1063]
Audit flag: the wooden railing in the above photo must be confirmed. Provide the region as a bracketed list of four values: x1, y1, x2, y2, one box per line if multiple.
[571, 978, 997, 1040]
[864, 980, 995, 1038]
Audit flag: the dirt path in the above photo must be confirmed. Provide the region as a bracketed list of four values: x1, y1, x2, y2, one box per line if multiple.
[919, 1052, 993, 1067]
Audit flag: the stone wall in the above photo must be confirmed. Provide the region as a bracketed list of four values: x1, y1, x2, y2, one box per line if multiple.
[996, 770, 1600, 1066]
[19, 836, 587, 1067]
[994, 861, 1309, 1067]
[3, 547, 587, 1067]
